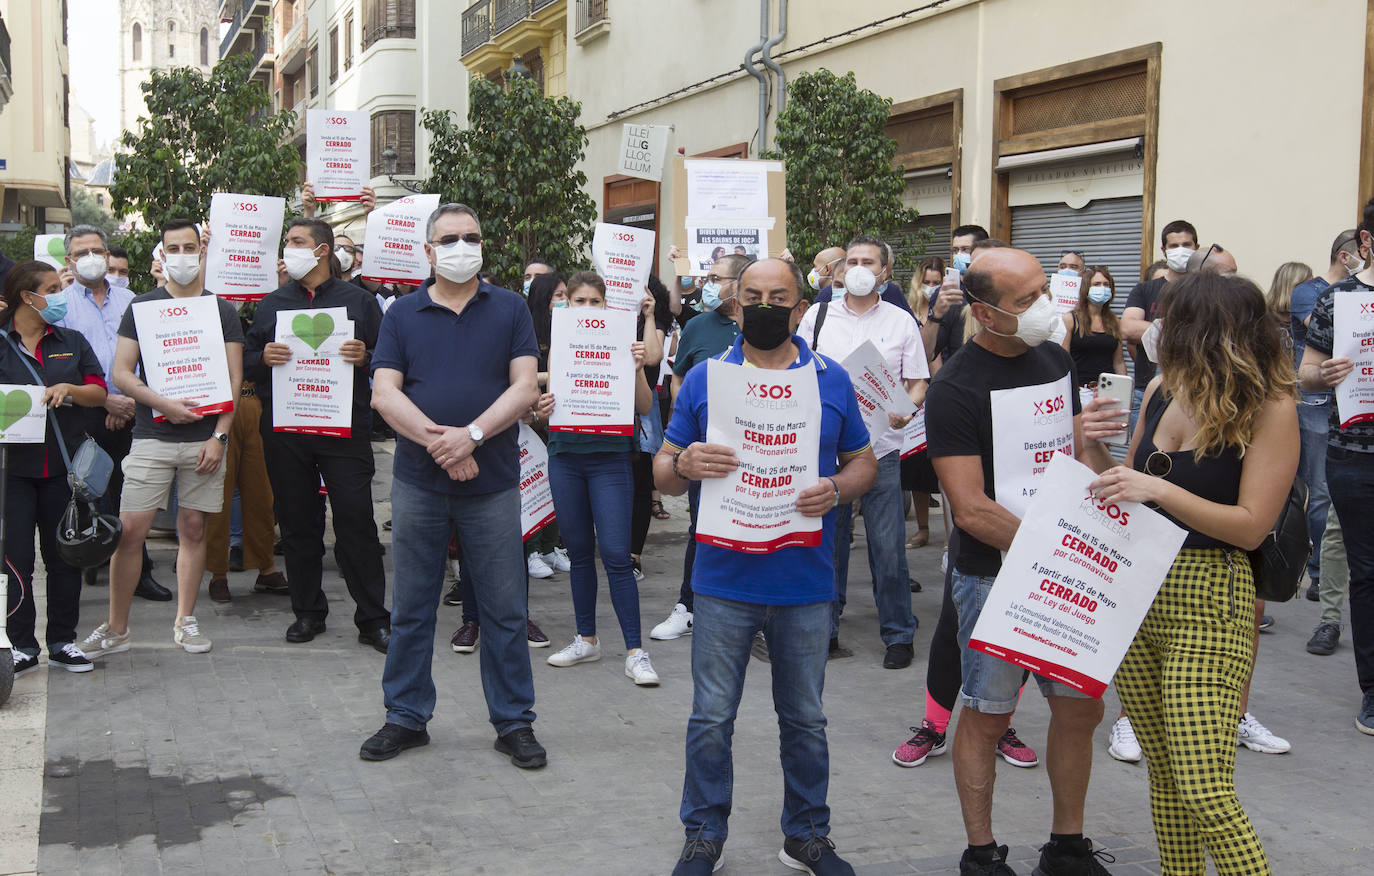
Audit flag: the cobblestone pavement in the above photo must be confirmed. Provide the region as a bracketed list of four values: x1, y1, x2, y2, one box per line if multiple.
[27, 444, 1374, 874]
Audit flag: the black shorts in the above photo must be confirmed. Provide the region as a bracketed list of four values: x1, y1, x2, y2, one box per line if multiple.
[900, 450, 940, 494]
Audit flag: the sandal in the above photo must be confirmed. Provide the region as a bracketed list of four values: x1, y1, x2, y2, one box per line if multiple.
[651, 500, 670, 520]
[906, 528, 930, 549]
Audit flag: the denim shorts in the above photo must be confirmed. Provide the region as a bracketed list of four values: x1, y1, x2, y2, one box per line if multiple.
[951, 567, 1091, 713]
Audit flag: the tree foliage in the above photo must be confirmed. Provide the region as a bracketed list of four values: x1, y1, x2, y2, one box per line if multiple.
[0, 226, 37, 266]
[763, 69, 923, 273]
[423, 76, 597, 289]
[71, 186, 119, 237]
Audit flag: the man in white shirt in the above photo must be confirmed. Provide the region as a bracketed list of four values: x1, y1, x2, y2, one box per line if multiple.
[798, 236, 929, 667]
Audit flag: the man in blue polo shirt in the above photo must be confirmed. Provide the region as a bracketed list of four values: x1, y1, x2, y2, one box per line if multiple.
[655, 258, 877, 876]
[361, 203, 544, 769]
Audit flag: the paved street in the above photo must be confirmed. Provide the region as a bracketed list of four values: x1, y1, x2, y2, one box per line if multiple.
[12, 442, 1374, 874]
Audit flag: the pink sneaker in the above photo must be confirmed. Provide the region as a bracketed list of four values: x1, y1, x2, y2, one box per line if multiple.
[997, 727, 1040, 767]
[892, 719, 947, 767]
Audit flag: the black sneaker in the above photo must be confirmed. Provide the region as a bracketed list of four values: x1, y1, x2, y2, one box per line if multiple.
[1258, 614, 1275, 631]
[229, 545, 245, 572]
[672, 832, 724, 875]
[494, 727, 547, 769]
[1358, 692, 1374, 736]
[442, 582, 463, 606]
[1031, 837, 1115, 876]
[1307, 622, 1340, 656]
[11, 650, 39, 678]
[1306, 578, 1320, 601]
[48, 643, 94, 673]
[828, 637, 854, 660]
[960, 844, 1016, 875]
[780, 834, 855, 875]
[359, 723, 430, 761]
[883, 642, 915, 669]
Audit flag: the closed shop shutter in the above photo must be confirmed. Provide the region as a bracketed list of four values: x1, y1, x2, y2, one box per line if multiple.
[1010, 196, 1143, 293]
[890, 214, 951, 288]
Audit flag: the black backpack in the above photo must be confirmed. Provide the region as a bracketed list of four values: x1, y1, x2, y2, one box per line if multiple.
[1248, 478, 1311, 602]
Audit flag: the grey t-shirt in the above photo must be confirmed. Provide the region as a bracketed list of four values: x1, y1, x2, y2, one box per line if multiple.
[116, 288, 244, 442]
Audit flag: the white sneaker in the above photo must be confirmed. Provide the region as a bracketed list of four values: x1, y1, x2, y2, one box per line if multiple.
[546, 635, 601, 667]
[1108, 715, 1142, 762]
[650, 603, 693, 640]
[543, 548, 571, 572]
[625, 650, 659, 686]
[80, 622, 131, 659]
[1237, 712, 1290, 754]
[940, 550, 948, 574]
[173, 616, 213, 654]
[527, 552, 555, 579]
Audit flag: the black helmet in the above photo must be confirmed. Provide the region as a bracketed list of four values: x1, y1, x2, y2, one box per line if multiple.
[57, 499, 122, 569]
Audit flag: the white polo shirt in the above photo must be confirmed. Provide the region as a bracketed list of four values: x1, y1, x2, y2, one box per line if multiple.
[798, 293, 929, 458]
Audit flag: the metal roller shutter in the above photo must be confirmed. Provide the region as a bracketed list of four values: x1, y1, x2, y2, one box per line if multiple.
[1010, 197, 1144, 295]
[890, 214, 951, 288]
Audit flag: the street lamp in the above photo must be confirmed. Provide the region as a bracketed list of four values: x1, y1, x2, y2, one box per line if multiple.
[507, 57, 531, 81]
[381, 143, 426, 193]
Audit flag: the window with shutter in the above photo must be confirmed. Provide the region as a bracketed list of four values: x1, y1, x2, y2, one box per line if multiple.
[363, 0, 416, 49]
[344, 13, 354, 69]
[371, 110, 416, 177]
[329, 28, 339, 81]
[309, 46, 318, 97]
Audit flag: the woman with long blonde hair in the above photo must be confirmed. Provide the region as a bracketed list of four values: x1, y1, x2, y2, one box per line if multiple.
[1088, 271, 1297, 875]
[1264, 261, 1313, 329]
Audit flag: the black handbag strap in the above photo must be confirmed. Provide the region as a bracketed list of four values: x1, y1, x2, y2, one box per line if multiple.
[4, 332, 74, 472]
[811, 301, 830, 352]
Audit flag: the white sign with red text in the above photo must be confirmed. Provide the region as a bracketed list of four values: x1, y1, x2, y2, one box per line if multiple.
[517, 422, 556, 540]
[546, 307, 637, 436]
[1334, 288, 1374, 429]
[132, 295, 234, 422]
[205, 193, 287, 301]
[696, 358, 822, 553]
[968, 454, 1185, 697]
[361, 193, 440, 287]
[592, 222, 655, 311]
[900, 406, 927, 458]
[272, 307, 354, 437]
[840, 340, 916, 443]
[992, 375, 1075, 518]
[1050, 273, 1082, 313]
[307, 110, 368, 202]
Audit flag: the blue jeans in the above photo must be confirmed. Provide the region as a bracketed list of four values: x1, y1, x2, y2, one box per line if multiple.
[681, 594, 832, 841]
[831, 451, 916, 645]
[383, 479, 536, 735]
[548, 451, 641, 650]
[1297, 396, 1333, 579]
[1326, 447, 1374, 696]
[679, 481, 700, 611]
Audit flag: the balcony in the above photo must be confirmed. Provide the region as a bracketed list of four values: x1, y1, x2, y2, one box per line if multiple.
[574, 0, 608, 42]
[461, 1, 491, 58]
[251, 27, 274, 79]
[462, 0, 564, 68]
[492, 0, 531, 36]
[279, 17, 307, 74]
[0, 16, 11, 113]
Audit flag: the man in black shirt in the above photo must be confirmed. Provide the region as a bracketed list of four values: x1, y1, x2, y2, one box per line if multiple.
[921, 225, 988, 366]
[1121, 219, 1198, 433]
[925, 247, 1120, 876]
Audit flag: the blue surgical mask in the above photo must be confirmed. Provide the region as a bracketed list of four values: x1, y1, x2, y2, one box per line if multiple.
[1088, 286, 1113, 305]
[1057, 268, 1079, 278]
[701, 282, 723, 311]
[523, 279, 533, 296]
[552, 300, 568, 309]
[953, 251, 972, 274]
[679, 276, 694, 290]
[32, 291, 68, 324]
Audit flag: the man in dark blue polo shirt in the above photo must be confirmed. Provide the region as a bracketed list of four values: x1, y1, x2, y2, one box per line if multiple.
[360, 203, 544, 769]
[655, 258, 877, 876]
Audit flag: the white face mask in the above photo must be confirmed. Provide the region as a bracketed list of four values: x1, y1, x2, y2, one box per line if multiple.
[106, 274, 130, 289]
[807, 268, 822, 291]
[921, 283, 940, 296]
[844, 265, 878, 297]
[75, 252, 108, 282]
[163, 252, 202, 286]
[283, 245, 323, 281]
[1164, 246, 1194, 273]
[335, 247, 355, 273]
[433, 240, 482, 284]
[981, 294, 1061, 347]
[1345, 252, 1367, 276]
[1141, 319, 1163, 363]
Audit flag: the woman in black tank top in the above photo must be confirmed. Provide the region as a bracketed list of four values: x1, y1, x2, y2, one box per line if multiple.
[1086, 272, 1298, 876]
[1060, 266, 1126, 386]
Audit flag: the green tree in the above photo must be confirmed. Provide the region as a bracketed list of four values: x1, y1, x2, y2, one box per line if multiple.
[422, 76, 596, 288]
[109, 54, 302, 291]
[0, 226, 38, 266]
[763, 69, 924, 277]
[70, 186, 119, 237]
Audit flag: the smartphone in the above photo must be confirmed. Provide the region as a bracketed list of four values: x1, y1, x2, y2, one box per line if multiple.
[943, 267, 961, 287]
[1096, 373, 1133, 446]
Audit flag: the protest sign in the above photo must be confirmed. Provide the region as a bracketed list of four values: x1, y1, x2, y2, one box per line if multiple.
[1050, 273, 1082, 313]
[968, 454, 1186, 697]
[360, 193, 440, 287]
[900, 406, 927, 459]
[518, 423, 556, 540]
[546, 307, 637, 436]
[271, 307, 354, 437]
[992, 375, 1074, 518]
[591, 223, 655, 311]
[205, 193, 287, 301]
[33, 235, 65, 270]
[307, 109, 368, 202]
[616, 123, 670, 182]
[696, 358, 822, 553]
[0, 386, 48, 444]
[684, 223, 771, 275]
[131, 295, 233, 422]
[1333, 288, 1374, 428]
[840, 340, 917, 443]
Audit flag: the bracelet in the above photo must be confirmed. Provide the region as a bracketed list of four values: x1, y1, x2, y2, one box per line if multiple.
[826, 476, 840, 507]
[672, 449, 687, 480]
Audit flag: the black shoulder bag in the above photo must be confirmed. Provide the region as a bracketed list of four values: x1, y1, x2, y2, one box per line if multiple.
[1248, 478, 1311, 602]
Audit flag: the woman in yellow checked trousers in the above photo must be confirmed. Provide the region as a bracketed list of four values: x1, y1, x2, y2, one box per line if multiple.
[1086, 271, 1296, 876]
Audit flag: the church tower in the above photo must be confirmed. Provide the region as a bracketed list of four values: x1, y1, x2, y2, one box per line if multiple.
[117, 0, 219, 141]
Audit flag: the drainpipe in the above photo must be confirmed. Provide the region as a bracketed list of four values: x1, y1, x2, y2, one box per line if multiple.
[742, 0, 769, 152]
[759, 0, 787, 118]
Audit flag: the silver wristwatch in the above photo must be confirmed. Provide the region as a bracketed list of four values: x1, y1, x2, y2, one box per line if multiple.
[467, 423, 485, 447]
[212, 431, 229, 445]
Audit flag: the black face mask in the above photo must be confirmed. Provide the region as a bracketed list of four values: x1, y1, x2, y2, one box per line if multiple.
[740, 302, 795, 350]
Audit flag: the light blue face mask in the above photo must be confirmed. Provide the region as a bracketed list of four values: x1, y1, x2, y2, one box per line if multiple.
[552, 300, 568, 309]
[1057, 268, 1079, 278]
[523, 279, 533, 296]
[953, 251, 972, 274]
[32, 291, 68, 324]
[1088, 286, 1113, 305]
[701, 282, 723, 311]
[679, 276, 693, 290]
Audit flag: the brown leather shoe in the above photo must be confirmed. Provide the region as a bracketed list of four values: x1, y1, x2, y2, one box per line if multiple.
[208, 577, 231, 603]
[253, 571, 289, 594]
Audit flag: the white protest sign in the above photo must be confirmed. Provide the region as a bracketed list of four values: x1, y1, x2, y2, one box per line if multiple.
[0, 386, 48, 444]
[1334, 288, 1374, 429]
[307, 109, 369, 202]
[546, 307, 637, 436]
[968, 454, 1186, 697]
[900, 406, 927, 459]
[617, 123, 670, 182]
[206, 192, 288, 301]
[592, 223, 655, 312]
[517, 422, 556, 540]
[131, 295, 233, 422]
[33, 235, 66, 270]
[696, 358, 822, 553]
[271, 307, 354, 437]
[361, 193, 440, 287]
[1050, 273, 1082, 313]
[685, 159, 773, 219]
[840, 340, 916, 443]
[991, 375, 1074, 518]
[684, 223, 771, 275]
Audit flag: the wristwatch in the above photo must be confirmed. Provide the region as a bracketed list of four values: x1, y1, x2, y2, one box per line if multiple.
[212, 431, 229, 446]
[467, 423, 485, 447]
